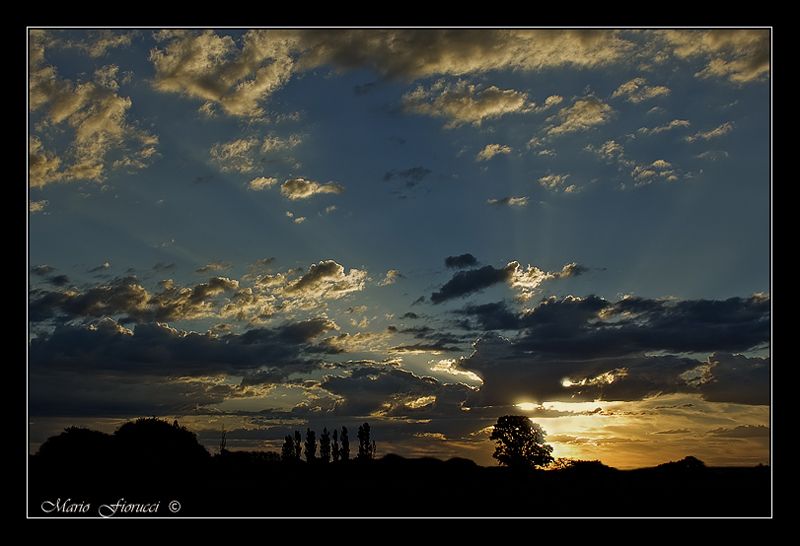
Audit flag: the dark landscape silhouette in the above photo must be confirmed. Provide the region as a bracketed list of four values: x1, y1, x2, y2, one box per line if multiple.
[29, 417, 770, 517]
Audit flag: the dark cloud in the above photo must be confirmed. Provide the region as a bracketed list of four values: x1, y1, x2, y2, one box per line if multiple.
[383, 166, 432, 187]
[696, 353, 769, 406]
[455, 301, 521, 330]
[48, 274, 70, 287]
[153, 262, 175, 272]
[449, 294, 770, 406]
[411, 296, 425, 306]
[431, 264, 515, 304]
[458, 294, 770, 357]
[29, 275, 240, 323]
[400, 312, 419, 319]
[445, 253, 479, 269]
[88, 261, 111, 273]
[353, 81, 378, 95]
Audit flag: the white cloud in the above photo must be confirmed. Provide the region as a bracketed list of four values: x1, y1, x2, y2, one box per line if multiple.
[476, 144, 512, 161]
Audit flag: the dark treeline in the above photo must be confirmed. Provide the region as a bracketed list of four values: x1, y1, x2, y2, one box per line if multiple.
[28, 417, 770, 517]
[277, 423, 375, 463]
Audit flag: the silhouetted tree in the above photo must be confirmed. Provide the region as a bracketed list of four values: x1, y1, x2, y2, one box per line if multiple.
[332, 428, 340, 462]
[357, 422, 374, 461]
[490, 415, 553, 470]
[340, 426, 350, 461]
[294, 430, 302, 460]
[304, 428, 317, 463]
[281, 435, 296, 462]
[319, 428, 331, 463]
[219, 426, 227, 455]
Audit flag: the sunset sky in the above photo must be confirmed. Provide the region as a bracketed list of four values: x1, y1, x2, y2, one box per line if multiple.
[28, 28, 770, 468]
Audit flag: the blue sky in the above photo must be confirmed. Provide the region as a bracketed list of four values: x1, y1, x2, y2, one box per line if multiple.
[29, 29, 770, 467]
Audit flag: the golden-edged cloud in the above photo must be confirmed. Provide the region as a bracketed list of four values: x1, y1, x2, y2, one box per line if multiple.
[545, 97, 614, 136]
[402, 79, 532, 128]
[280, 178, 345, 200]
[660, 29, 769, 83]
[29, 31, 158, 188]
[476, 144, 512, 162]
[611, 77, 671, 103]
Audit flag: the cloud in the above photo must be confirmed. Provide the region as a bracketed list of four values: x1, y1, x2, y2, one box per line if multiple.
[379, 270, 403, 287]
[402, 80, 532, 128]
[690, 353, 770, 406]
[28, 31, 158, 187]
[445, 254, 479, 269]
[695, 150, 729, 161]
[545, 97, 614, 136]
[88, 261, 112, 273]
[476, 144, 512, 162]
[280, 178, 345, 200]
[585, 139, 625, 161]
[708, 425, 769, 438]
[660, 29, 769, 83]
[454, 307, 770, 406]
[149, 30, 297, 118]
[285, 260, 367, 301]
[28, 317, 344, 416]
[63, 30, 137, 58]
[637, 119, 691, 137]
[383, 167, 432, 187]
[196, 261, 231, 274]
[32, 265, 56, 276]
[685, 122, 734, 143]
[431, 264, 516, 304]
[248, 177, 278, 191]
[538, 173, 570, 190]
[487, 196, 528, 207]
[611, 77, 670, 103]
[430, 260, 587, 305]
[210, 134, 300, 173]
[30, 200, 49, 213]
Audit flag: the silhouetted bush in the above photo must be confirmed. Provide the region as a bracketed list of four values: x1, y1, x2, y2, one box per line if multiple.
[656, 456, 707, 473]
[37, 426, 116, 466]
[114, 417, 210, 467]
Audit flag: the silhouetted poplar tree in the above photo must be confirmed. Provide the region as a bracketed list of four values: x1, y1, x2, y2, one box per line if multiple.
[294, 430, 302, 460]
[304, 428, 317, 463]
[281, 435, 295, 462]
[340, 426, 350, 461]
[357, 422, 374, 461]
[319, 427, 331, 463]
[332, 428, 340, 462]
